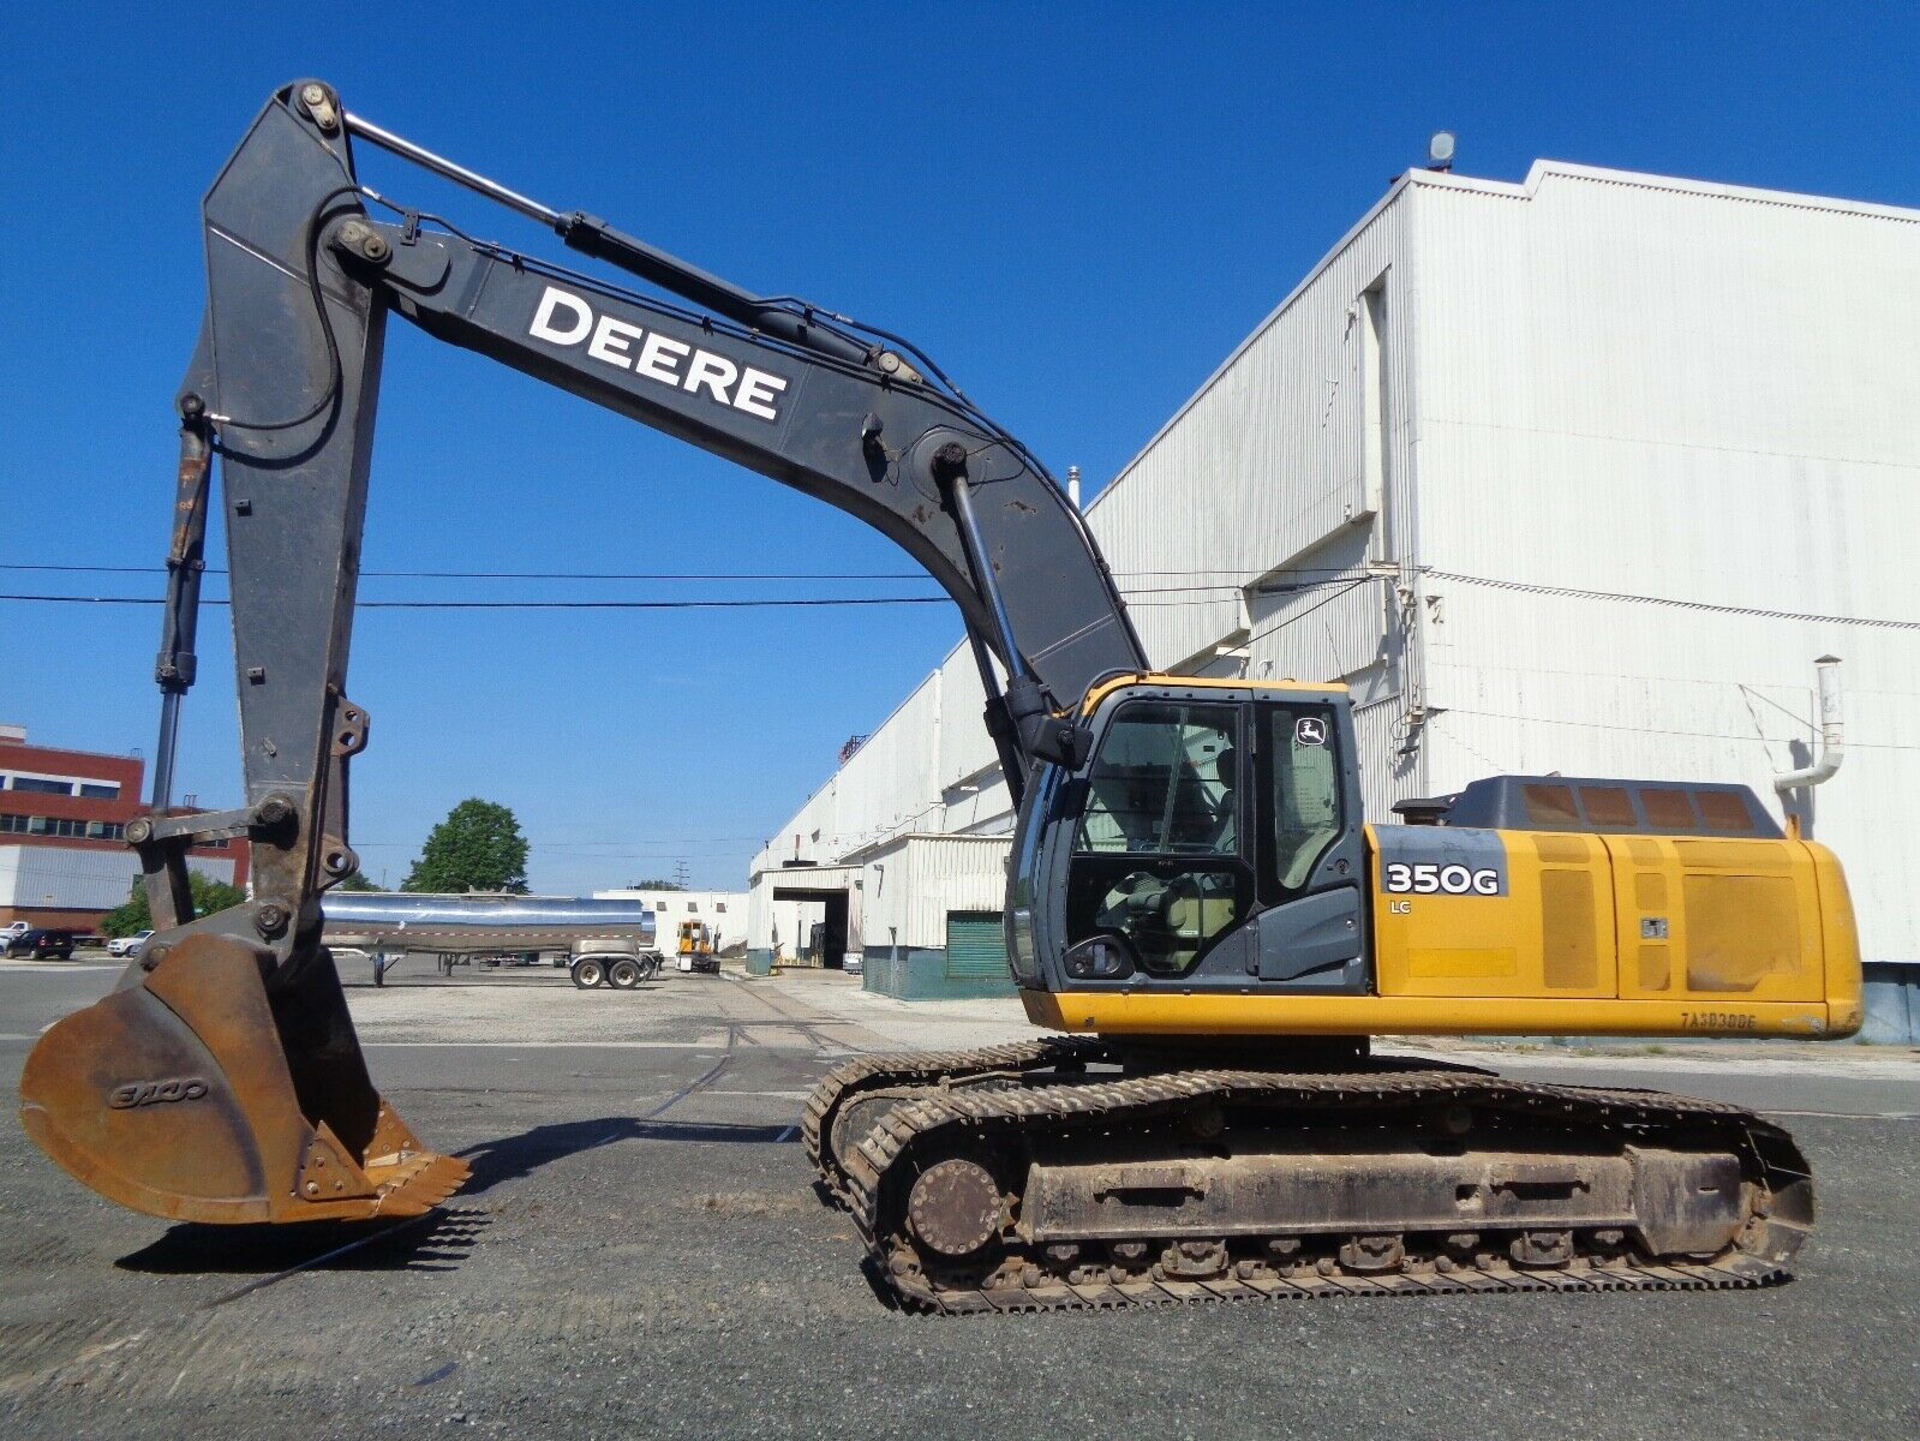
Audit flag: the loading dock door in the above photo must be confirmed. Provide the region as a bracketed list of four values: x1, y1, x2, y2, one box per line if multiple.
[945, 912, 1008, 982]
[773, 887, 849, 969]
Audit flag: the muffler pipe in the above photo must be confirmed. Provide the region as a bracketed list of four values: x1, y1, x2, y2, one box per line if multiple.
[1775, 656, 1843, 794]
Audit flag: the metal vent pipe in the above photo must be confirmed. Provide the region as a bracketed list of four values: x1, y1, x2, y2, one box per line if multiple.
[1775, 655, 1844, 793]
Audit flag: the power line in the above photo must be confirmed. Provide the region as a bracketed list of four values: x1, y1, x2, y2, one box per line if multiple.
[0, 558, 1379, 615]
[0, 561, 1374, 581]
[3, 563, 933, 581]
[0, 582, 1337, 612]
[23, 567, 1905, 634]
[1429, 570, 1920, 632]
[0, 593, 950, 611]
[12, 560, 1911, 631]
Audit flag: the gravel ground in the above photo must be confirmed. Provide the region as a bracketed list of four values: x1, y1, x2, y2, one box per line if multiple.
[2, 956, 1915, 1439]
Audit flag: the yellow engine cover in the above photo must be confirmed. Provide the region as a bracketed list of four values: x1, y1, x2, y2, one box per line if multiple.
[1369, 824, 1861, 1036]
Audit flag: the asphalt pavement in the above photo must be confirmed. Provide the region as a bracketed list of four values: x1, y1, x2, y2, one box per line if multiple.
[1, 954, 1915, 1440]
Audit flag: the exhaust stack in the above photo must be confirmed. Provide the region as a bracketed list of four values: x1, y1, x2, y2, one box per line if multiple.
[1775, 655, 1844, 794]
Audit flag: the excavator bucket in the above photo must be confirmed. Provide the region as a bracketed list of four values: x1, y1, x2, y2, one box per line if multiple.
[20, 933, 468, 1225]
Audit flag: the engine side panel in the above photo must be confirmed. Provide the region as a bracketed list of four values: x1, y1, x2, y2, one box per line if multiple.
[1370, 825, 1617, 999]
[1373, 823, 1841, 1012]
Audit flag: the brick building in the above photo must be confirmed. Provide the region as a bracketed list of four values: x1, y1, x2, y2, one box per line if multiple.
[0, 724, 248, 928]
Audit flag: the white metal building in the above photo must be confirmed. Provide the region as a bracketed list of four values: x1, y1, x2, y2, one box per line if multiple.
[751, 161, 1920, 1028]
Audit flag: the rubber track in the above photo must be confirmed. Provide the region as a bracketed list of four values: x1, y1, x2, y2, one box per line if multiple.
[841, 1067, 1807, 1314]
[800, 1037, 1110, 1204]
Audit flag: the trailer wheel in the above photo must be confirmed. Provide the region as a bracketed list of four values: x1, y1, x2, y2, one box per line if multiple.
[571, 957, 608, 989]
[607, 957, 643, 990]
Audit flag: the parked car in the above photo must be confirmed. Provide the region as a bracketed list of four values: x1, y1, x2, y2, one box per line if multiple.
[0, 920, 31, 955]
[106, 929, 155, 958]
[13, 928, 77, 961]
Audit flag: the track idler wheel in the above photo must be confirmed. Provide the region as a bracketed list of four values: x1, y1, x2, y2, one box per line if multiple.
[20, 933, 468, 1224]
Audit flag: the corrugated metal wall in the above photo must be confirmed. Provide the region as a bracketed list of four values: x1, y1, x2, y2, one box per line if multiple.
[0, 844, 235, 910]
[934, 643, 1000, 791]
[1410, 165, 1920, 964]
[860, 834, 1010, 950]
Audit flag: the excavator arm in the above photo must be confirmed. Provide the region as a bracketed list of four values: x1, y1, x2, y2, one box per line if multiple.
[171, 80, 1141, 962]
[20, 78, 1143, 1226]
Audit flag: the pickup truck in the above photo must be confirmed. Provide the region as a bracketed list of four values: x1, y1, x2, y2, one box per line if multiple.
[106, 929, 155, 958]
[0, 921, 31, 955]
[7, 927, 76, 960]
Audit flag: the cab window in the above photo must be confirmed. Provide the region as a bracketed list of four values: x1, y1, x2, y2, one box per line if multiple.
[1066, 701, 1246, 976]
[1267, 705, 1343, 892]
[1073, 702, 1239, 857]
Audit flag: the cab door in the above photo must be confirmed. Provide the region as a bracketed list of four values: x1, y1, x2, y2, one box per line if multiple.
[1060, 697, 1252, 977]
[1245, 699, 1367, 985]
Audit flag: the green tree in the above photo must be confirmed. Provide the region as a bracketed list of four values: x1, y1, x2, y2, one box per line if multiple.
[100, 872, 249, 938]
[626, 877, 686, 891]
[402, 799, 530, 894]
[336, 869, 379, 892]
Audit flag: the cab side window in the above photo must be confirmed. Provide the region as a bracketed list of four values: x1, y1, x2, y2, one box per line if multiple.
[1267, 705, 1343, 894]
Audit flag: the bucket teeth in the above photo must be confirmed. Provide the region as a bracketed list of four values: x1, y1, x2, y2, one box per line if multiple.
[363, 1152, 472, 1217]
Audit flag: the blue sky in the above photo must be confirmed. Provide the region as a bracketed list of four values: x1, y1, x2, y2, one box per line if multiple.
[2, 3, 1915, 891]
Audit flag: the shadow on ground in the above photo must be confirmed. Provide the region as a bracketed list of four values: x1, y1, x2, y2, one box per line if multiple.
[456, 1116, 797, 1196]
[859, 1253, 907, 1311]
[116, 1206, 488, 1276]
[108, 1117, 797, 1274]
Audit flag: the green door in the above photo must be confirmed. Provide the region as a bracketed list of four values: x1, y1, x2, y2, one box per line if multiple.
[944, 911, 1008, 982]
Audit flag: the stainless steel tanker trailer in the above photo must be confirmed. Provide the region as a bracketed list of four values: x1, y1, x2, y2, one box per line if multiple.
[320, 893, 662, 990]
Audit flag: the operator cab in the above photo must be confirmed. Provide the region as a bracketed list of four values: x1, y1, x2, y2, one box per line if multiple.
[1008, 679, 1370, 998]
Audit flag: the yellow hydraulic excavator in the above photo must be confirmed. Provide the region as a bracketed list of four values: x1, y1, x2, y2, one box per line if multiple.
[23, 82, 1859, 1310]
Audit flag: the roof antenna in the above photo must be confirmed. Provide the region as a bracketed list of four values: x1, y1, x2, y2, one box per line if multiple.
[1427, 131, 1456, 173]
